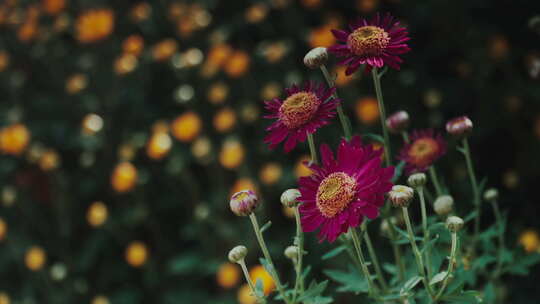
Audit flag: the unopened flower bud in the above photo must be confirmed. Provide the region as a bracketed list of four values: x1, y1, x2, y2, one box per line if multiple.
[483, 188, 499, 202]
[281, 189, 301, 207]
[389, 185, 414, 208]
[446, 116, 473, 138]
[230, 190, 260, 216]
[385, 111, 410, 134]
[433, 195, 454, 216]
[407, 173, 426, 188]
[380, 217, 397, 236]
[446, 216, 464, 232]
[228, 245, 248, 263]
[284, 245, 299, 260]
[303, 47, 328, 69]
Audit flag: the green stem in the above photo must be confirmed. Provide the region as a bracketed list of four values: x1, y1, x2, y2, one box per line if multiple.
[349, 227, 379, 296]
[293, 207, 305, 296]
[249, 214, 291, 304]
[418, 187, 433, 279]
[434, 232, 458, 301]
[362, 223, 389, 291]
[371, 68, 391, 167]
[462, 138, 481, 254]
[429, 166, 443, 196]
[320, 64, 352, 140]
[401, 131, 410, 144]
[307, 133, 318, 165]
[490, 200, 505, 279]
[239, 259, 267, 304]
[387, 218, 406, 281]
[402, 207, 436, 299]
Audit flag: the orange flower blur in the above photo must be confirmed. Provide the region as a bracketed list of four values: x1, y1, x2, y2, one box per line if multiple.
[0, 123, 31, 156]
[76, 9, 115, 44]
[111, 162, 138, 193]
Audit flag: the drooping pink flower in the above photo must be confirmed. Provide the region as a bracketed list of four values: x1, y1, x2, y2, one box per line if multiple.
[397, 129, 447, 175]
[298, 136, 394, 243]
[328, 13, 411, 75]
[264, 82, 339, 152]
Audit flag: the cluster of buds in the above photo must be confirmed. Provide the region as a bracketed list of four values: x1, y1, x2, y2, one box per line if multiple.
[386, 110, 410, 134]
[446, 116, 473, 138]
[389, 185, 414, 208]
[230, 190, 260, 216]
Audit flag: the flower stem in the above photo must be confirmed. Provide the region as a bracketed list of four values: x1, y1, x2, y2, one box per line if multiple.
[428, 166, 443, 196]
[249, 214, 291, 304]
[402, 207, 436, 299]
[349, 227, 379, 296]
[307, 133, 318, 165]
[362, 222, 389, 291]
[371, 68, 392, 167]
[490, 199, 505, 279]
[320, 64, 352, 140]
[239, 259, 267, 304]
[418, 186, 432, 279]
[293, 206, 305, 297]
[401, 131, 410, 144]
[462, 138, 481, 254]
[386, 218, 406, 281]
[434, 232, 458, 301]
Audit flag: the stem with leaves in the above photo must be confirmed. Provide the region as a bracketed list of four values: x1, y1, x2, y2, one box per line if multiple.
[434, 232, 458, 301]
[461, 138, 481, 254]
[239, 259, 267, 304]
[417, 186, 433, 279]
[349, 227, 379, 296]
[490, 198, 505, 279]
[292, 206, 305, 300]
[362, 222, 389, 292]
[320, 65, 352, 140]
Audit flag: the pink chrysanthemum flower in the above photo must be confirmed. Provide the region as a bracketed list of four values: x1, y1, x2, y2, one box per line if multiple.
[328, 13, 411, 75]
[298, 136, 394, 243]
[397, 129, 447, 175]
[264, 82, 340, 152]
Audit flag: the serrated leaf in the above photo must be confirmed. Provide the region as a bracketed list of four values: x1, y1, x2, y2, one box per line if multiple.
[322, 245, 347, 260]
[260, 221, 272, 234]
[401, 276, 422, 293]
[297, 280, 328, 302]
[429, 271, 447, 285]
[324, 266, 369, 294]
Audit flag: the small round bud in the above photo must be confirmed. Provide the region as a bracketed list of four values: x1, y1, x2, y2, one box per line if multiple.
[433, 195, 454, 216]
[446, 216, 464, 233]
[389, 185, 414, 208]
[284, 245, 299, 260]
[228, 245, 248, 263]
[230, 190, 260, 216]
[385, 111, 410, 134]
[407, 173, 427, 188]
[281, 189, 301, 207]
[483, 188, 499, 202]
[380, 217, 397, 236]
[303, 47, 328, 69]
[446, 116, 473, 138]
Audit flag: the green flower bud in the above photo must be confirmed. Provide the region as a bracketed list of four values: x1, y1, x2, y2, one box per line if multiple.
[228, 245, 248, 263]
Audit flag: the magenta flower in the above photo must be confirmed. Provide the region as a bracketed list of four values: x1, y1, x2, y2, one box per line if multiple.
[328, 13, 411, 75]
[264, 82, 339, 152]
[397, 129, 447, 175]
[298, 136, 394, 243]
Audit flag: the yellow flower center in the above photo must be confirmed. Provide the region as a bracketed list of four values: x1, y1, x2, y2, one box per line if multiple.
[408, 138, 439, 167]
[279, 92, 321, 129]
[316, 172, 357, 218]
[347, 26, 390, 56]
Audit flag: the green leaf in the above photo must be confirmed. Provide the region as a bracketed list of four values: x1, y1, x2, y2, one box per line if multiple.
[442, 290, 481, 303]
[420, 234, 440, 254]
[392, 161, 406, 182]
[463, 211, 478, 223]
[259, 258, 275, 275]
[382, 263, 397, 275]
[324, 265, 369, 294]
[363, 133, 384, 143]
[456, 146, 466, 155]
[260, 221, 272, 234]
[321, 245, 347, 260]
[483, 282, 496, 303]
[297, 280, 329, 302]
[401, 275, 422, 294]
[507, 253, 540, 275]
[254, 279, 265, 298]
[429, 271, 448, 285]
[472, 255, 496, 271]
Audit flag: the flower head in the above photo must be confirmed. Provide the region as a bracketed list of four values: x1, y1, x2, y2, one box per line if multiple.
[328, 13, 411, 75]
[397, 129, 447, 174]
[298, 136, 394, 242]
[446, 116, 473, 138]
[388, 185, 414, 207]
[230, 190, 260, 216]
[386, 110, 410, 133]
[281, 189, 301, 207]
[264, 82, 340, 152]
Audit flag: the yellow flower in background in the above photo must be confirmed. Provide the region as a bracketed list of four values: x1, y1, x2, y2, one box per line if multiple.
[216, 262, 240, 289]
[213, 108, 237, 133]
[301, 0, 322, 9]
[114, 54, 138, 75]
[245, 3, 268, 24]
[208, 82, 229, 104]
[18, 21, 38, 43]
[39, 149, 60, 171]
[76, 9, 114, 44]
[231, 178, 258, 196]
[25, 246, 46, 271]
[111, 162, 138, 193]
[0, 218, 6, 241]
[41, 0, 66, 15]
[237, 284, 257, 304]
[309, 24, 336, 48]
[261, 82, 281, 100]
[249, 265, 275, 295]
[355, 96, 379, 125]
[122, 34, 144, 56]
[294, 155, 312, 178]
[206, 43, 233, 68]
[82, 113, 104, 135]
[259, 163, 282, 185]
[519, 229, 540, 253]
[224, 50, 250, 78]
[152, 39, 178, 62]
[130, 2, 151, 22]
[146, 131, 172, 160]
[0, 123, 30, 156]
[219, 140, 245, 169]
[125, 241, 148, 267]
[0, 51, 9, 72]
[191, 136, 212, 160]
[171, 112, 202, 143]
[334, 66, 354, 87]
[87, 201, 108, 227]
[240, 104, 260, 124]
[356, 0, 378, 13]
[0, 292, 9, 304]
[91, 295, 110, 304]
[263, 42, 287, 63]
[66, 73, 88, 94]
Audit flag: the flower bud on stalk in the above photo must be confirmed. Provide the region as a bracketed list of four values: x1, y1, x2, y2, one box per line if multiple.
[228, 245, 248, 263]
[389, 185, 414, 208]
[284, 245, 299, 261]
[446, 116, 473, 138]
[386, 111, 410, 134]
[303, 47, 328, 69]
[407, 172, 426, 188]
[446, 216, 464, 233]
[483, 188, 499, 202]
[433, 195, 454, 216]
[230, 190, 260, 216]
[280, 189, 301, 207]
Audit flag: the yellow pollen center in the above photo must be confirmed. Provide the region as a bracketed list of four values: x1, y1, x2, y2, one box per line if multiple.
[279, 92, 321, 129]
[408, 138, 439, 167]
[316, 172, 357, 218]
[347, 26, 390, 56]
